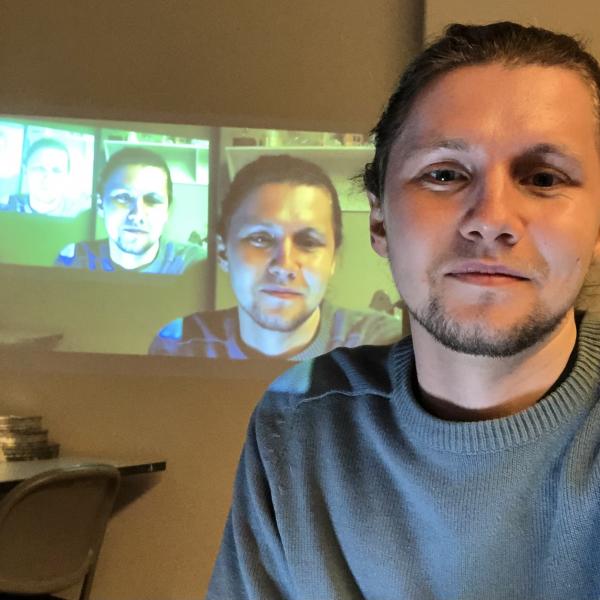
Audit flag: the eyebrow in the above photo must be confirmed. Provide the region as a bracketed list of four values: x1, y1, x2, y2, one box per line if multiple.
[412, 137, 470, 153]
[295, 227, 327, 237]
[518, 143, 582, 163]
[398, 137, 583, 166]
[392, 137, 469, 161]
[238, 223, 329, 238]
[107, 190, 167, 201]
[242, 222, 325, 231]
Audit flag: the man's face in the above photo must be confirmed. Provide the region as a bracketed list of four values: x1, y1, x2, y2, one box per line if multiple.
[371, 64, 600, 356]
[26, 146, 70, 213]
[102, 164, 169, 259]
[221, 182, 337, 332]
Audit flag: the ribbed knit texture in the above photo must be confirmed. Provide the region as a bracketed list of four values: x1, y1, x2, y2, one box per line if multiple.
[207, 314, 600, 600]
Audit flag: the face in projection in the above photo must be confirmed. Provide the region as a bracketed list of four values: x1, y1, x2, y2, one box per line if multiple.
[371, 63, 600, 356]
[101, 164, 170, 264]
[222, 183, 337, 332]
[26, 146, 70, 215]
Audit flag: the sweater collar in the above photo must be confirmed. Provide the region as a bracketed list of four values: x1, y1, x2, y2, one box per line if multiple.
[391, 313, 600, 453]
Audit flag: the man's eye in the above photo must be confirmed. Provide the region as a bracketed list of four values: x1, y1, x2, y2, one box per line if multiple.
[144, 194, 166, 207]
[246, 233, 273, 247]
[419, 168, 469, 186]
[111, 194, 134, 205]
[432, 169, 460, 182]
[294, 233, 325, 250]
[523, 171, 567, 188]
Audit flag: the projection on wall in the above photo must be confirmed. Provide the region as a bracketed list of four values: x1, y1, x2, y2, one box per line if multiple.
[0, 115, 403, 361]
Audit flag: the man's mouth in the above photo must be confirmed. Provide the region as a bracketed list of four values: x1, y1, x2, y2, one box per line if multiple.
[446, 262, 530, 285]
[261, 287, 304, 299]
[123, 228, 149, 235]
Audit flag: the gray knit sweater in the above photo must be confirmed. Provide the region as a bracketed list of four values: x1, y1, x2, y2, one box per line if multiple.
[207, 313, 600, 600]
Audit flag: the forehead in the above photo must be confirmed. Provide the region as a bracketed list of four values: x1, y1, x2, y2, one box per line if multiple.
[104, 164, 168, 191]
[28, 146, 68, 166]
[231, 182, 334, 228]
[392, 63, 598, 160]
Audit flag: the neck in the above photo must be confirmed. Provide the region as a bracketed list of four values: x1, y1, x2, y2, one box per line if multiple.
[411, 310, 577, 421]
[238, 307, 321, 358]
[108, 240, 160, 270]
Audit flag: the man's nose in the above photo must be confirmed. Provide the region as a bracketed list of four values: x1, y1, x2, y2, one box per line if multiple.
[127, 197, 147, 220]
[458, 169, 524, 246]
[267, 238, 298, 280]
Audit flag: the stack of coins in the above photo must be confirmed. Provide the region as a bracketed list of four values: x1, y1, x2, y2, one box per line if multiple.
[0, 416, 59, 461]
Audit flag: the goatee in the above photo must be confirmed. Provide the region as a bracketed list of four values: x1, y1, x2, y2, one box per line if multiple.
[409, 297, 568, 357]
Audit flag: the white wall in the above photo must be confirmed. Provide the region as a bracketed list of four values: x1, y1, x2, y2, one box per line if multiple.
[425, 0, 600, 59]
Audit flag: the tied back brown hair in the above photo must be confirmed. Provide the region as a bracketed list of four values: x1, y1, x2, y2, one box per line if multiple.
[363, 21, 600, 201]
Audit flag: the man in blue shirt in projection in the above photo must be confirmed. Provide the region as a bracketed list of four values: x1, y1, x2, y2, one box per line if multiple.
[149, 155, 403, 359]
[206, 22, 600, 599]
[56, 147, 204, 273]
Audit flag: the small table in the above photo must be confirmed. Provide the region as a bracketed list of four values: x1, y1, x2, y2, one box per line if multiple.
[0, 456, 166, 492]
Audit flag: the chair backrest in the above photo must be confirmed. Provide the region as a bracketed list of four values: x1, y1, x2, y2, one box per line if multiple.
[0, 464, 120, 599]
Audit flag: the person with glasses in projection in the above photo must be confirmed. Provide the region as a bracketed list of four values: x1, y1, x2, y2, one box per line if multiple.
[55, 147, 204, 273]
[149, 154, 403, 359]
[206, 23, 600, 600]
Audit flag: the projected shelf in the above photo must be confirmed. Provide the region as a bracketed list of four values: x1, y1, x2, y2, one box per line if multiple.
[225, 146, 374, 180]
[104, 140, 209, 185]
[0, 331, 63, 350]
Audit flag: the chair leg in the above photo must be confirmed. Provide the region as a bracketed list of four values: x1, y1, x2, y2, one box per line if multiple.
[78, 564, 98, 600]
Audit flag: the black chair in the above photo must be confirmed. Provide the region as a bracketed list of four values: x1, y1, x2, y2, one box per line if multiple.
[0, 465, 120, 599]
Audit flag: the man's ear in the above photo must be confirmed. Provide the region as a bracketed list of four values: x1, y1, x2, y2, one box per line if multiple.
[97, 194, 104, 218]
[216, 234, 229, 272]
[593, 228, 600, 264]
[368, 192, 388, 258]
[330, 255, 337, 276]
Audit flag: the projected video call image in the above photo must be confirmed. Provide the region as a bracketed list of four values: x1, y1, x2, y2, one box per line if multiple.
[0, 115, 404, 360]
[0, 118, 209, 272]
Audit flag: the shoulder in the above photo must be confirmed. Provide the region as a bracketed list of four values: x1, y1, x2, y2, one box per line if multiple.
[321, 303, 405, 347]
[6, 194, 29, 212]
[576, 311, 600, 371]
[148, 314, 194, 355]
[183, 308, 238, 333]
[0, 194, 22, 210]
[251, 339, 413, 444]
[156, 241, 206, 274]
[265, 337, 412, 406]
[55, 240, 105, 268]
[56, 242, 78, 260]
[62, 239, 104, 255]
[152, 316, 185, 342]
[152, 309, 232, 342]
[165, 240, 206, 258]
[148, 308, 242, 357]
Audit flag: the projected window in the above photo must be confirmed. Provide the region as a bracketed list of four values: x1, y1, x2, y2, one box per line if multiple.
[0, 115, 403, 360]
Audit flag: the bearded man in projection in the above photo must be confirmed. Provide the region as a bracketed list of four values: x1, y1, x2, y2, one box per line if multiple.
[56, 147, 204, 273]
